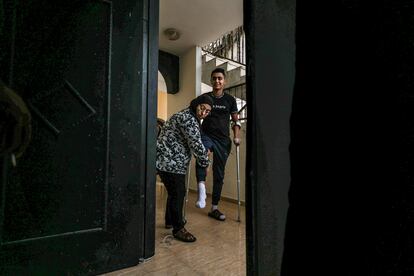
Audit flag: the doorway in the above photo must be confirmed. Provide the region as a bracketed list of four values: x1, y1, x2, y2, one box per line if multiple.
[148, 0, 247, 273]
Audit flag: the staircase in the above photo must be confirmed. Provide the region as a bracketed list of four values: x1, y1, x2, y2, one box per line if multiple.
[201, 51, 246, 100]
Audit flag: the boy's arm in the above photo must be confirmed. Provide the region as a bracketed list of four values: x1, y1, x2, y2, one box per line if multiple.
[231, 112, 241, 146]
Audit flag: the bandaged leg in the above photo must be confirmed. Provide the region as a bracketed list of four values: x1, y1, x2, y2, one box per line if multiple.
[195, 181, 207, 208]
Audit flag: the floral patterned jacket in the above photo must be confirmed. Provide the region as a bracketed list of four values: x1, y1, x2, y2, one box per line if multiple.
[156, 108, 209, 174]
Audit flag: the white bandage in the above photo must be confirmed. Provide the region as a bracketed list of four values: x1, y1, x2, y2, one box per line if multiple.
[231, 120, 242, 129]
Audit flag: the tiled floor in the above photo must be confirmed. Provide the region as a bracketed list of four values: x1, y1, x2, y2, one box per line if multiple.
[103, 184, 246, 276]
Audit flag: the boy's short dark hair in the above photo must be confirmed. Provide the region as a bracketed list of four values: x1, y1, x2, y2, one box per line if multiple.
[211, 68, 226, 78]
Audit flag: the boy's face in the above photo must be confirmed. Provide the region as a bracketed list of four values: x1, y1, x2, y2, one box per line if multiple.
[211, 72, 225, 91]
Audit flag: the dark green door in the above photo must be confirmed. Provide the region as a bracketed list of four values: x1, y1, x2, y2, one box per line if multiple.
[0, 0, 158, 274]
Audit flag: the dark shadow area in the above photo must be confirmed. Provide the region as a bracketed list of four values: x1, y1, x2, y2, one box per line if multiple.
[284, 2, 411, 275]
[246, 1, 414, 275]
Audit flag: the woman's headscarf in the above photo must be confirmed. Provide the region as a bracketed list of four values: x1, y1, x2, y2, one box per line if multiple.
[189, 94, 214, 113]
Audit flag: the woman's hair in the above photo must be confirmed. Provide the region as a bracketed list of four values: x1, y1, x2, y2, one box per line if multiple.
[189, 94, 213, 113]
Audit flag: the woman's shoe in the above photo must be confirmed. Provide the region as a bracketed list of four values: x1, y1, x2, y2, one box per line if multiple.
[173, 228, 197, 242]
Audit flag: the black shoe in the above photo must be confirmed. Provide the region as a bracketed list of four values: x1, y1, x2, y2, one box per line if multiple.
[173, 228, 196, 242]
[208, 209, 226, 221]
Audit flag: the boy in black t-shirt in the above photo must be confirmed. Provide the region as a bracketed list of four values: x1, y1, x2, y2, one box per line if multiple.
[195, 68, 241, 221]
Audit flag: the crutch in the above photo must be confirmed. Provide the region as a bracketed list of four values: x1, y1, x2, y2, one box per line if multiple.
[182, 161, 191, 224]
[236, 145, 241, 222]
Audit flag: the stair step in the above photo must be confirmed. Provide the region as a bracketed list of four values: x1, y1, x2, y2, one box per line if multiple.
[217, 62, 239, 72]
[202, 53, 215, 64]
[202, 64, 245, 82]
[201, 82, 212, 93]
[229, 84, 247, 101]
[225, 67, 244, 85]
[201, 53, 246, 88]
[203, 58, 226, 75]
[229, 75, 246, 87]
[240, 68, 246, 77]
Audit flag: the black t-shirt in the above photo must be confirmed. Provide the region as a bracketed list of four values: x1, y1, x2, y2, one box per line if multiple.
[201, 92, 238, 140]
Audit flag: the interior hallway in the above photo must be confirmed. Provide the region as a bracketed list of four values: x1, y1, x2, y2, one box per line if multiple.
[102, 184, 246, 276]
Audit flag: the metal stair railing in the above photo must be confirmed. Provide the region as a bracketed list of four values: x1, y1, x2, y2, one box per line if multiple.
[225, 83, 247, 121]
[202, 26, 246, 65]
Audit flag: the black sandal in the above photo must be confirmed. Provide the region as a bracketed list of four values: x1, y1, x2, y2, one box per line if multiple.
[173, 228, 197, 242]
[208, 209, 226, 221]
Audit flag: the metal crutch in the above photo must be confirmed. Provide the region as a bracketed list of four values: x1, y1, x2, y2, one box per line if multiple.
[183, 161, 191, 224]
[236, 145, 241, 222]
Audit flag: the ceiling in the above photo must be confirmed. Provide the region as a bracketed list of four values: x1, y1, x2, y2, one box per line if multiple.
[159, 0, 243, 56]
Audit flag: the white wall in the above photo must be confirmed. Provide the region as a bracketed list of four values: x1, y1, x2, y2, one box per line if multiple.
[157, 71, 168, 120]
[167, 47, 199, 115]
[157, 90, 168, 121]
